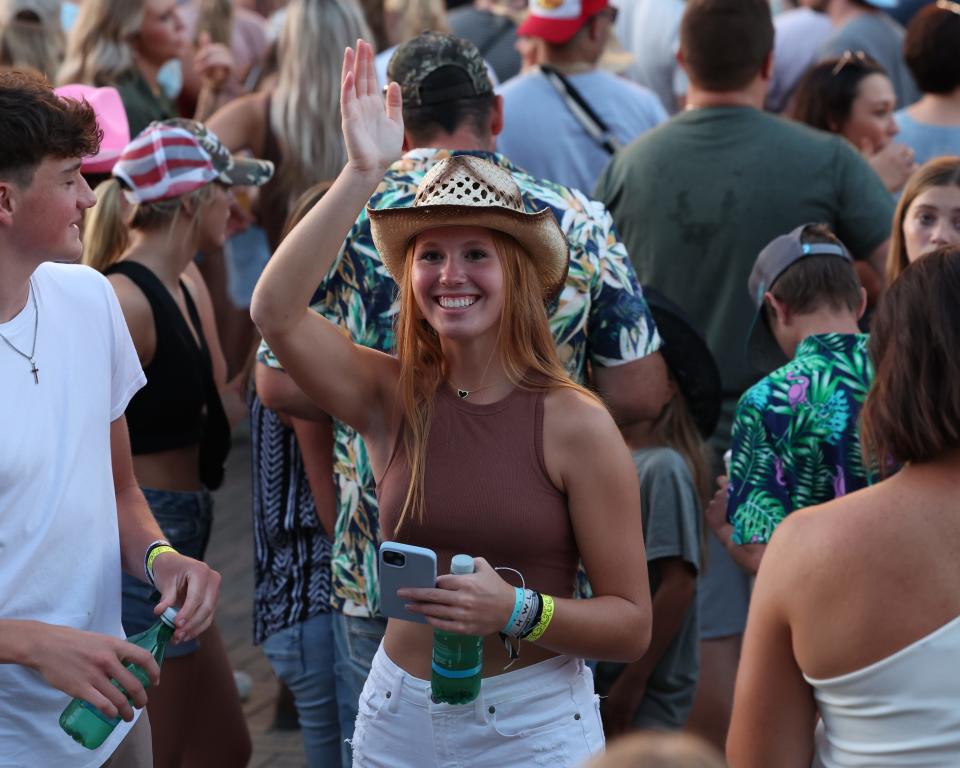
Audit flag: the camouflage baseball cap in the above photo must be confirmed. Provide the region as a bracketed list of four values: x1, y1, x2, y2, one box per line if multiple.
[387, 31, 493, 108]
[114, 118, 274, 204]
[170, 118, 274, 188]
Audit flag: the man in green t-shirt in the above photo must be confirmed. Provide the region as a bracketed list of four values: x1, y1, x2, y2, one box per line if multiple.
[595, 0, 893, 448]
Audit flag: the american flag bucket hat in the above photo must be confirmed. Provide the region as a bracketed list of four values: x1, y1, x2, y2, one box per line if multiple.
[113, 118, 273, 205]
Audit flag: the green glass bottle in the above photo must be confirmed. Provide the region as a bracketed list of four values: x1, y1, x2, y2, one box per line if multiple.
[431, 554, 483, 704]
[59, 607, 178, 749]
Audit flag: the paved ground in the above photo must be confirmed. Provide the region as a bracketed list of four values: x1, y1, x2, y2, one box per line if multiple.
[207, 422, 308, 767]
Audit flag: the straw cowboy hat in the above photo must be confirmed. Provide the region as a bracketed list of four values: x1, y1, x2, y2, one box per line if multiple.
[368, 155, 569, 300]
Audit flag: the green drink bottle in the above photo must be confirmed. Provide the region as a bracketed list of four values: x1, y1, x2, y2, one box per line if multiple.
[431, 554, 483, 704]
[60, 607, 178, 749]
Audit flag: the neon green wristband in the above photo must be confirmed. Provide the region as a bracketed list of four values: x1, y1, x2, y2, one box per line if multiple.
[525, 594, 555, 642]
[145, 542, 177, 586]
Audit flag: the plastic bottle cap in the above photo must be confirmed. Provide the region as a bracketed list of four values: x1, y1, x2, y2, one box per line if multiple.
[160, 607, 179, 627]
[450, 554, 475, 575]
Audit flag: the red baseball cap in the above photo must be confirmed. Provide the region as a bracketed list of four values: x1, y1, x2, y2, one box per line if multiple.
[517, 0, 610, 45]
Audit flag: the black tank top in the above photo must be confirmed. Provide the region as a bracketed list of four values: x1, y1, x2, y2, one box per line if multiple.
[105, 261, 230, 488]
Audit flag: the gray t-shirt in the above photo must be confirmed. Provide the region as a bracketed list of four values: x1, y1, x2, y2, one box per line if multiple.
[595, 447, 702, 730]
[594, 107, 893, 443]
[818, 12, 920, 109]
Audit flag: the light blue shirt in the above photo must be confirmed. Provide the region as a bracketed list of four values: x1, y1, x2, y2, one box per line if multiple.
[894, 110, 960, 166]
[497, 68, 667, 195]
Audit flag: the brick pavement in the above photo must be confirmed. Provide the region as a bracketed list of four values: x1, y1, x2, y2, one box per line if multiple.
[207, 422, 308, 767]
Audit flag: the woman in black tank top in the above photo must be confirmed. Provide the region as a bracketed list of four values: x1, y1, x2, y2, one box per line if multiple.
[251, 44, 653, 767]
[84, 118, 273, 767]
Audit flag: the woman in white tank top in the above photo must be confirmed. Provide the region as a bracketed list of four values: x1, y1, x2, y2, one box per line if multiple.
[726, 247, 960, 767]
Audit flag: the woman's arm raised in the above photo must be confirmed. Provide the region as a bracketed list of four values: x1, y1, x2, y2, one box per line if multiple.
[250, 41, 404, 436]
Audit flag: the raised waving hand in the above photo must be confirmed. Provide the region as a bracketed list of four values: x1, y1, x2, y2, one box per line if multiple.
[341, 40, 404, 177]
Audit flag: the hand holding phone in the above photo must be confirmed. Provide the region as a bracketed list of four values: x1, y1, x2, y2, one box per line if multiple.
[378, 542, 437, 624]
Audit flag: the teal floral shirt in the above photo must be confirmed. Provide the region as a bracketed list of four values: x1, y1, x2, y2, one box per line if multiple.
[727, 333, 874, 545]
[260, 148, 660, 615]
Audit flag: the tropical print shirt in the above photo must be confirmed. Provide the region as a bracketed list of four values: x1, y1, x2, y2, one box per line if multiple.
[726, 333, 874, 545]
[259, 148, 660, 616]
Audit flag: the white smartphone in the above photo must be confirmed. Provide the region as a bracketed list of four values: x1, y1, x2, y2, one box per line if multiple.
[378, 542, 438, 624]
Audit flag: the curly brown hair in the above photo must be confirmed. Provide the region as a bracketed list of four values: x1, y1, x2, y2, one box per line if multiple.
[0, 69, 100, 185]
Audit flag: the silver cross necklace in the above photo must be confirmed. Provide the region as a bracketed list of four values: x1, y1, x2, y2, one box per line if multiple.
[0, 280, 40, 384]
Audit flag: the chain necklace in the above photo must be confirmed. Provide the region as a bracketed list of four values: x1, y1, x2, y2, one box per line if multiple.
[0, 280, 39, 384]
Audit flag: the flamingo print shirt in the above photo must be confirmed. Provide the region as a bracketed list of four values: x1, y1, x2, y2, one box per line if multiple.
[726, 333, 874, 545]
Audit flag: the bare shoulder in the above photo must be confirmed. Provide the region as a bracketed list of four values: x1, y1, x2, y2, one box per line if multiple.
[106, 272, 153, 329]
[106, 272, 155, 363]
[542, 386, 618, 445]
[761, 484, 890, 598]
[542, 386, 631, 490]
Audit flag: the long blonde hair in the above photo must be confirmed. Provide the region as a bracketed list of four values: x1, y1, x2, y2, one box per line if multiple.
[83, 178, 218, 272]
[57, 0, 144, 86]
[392, 231, 598, 532]
[269, 0, 371, 206]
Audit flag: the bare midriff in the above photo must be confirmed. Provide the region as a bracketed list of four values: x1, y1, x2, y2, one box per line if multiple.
[383, 618, 560, 680]
[132, 445, 202, 492]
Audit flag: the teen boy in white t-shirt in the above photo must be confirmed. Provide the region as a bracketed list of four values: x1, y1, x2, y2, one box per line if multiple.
[0, 71, 222, 768]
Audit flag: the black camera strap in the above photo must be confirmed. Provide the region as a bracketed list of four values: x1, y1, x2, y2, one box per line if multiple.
[539, 64, 623, 156]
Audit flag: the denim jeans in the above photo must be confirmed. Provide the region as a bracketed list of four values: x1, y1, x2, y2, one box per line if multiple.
[333, 613, 388, 766]
[262, 613, 342, 768]
[121, 487, 213, 658]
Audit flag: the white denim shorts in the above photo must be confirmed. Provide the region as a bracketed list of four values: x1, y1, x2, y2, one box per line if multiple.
[350, 643, 605, 768]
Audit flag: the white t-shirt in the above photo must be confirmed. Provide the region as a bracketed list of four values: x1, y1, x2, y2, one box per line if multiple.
[497, 68, 667, 195]
[0, 263, 146, 768]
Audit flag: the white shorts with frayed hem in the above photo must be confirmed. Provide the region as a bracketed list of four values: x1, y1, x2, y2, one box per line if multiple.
[351, 643, 605, 767]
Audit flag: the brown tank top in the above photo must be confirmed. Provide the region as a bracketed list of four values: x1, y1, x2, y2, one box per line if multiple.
[377, 385, 578, 597]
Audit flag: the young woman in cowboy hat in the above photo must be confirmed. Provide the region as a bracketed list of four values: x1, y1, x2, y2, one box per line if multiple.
[252, 40, 651, 767]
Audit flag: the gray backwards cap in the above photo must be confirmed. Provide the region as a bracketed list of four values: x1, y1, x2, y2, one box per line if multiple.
[387, 31, 493, 108]
[746, 224, 852, 373]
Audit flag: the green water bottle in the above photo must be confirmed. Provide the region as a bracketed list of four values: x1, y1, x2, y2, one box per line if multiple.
[431, 554, 483, 704]
[60, 607, 178, 749]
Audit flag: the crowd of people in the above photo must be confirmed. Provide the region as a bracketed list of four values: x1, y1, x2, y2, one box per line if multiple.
[1, 0, 959, 767]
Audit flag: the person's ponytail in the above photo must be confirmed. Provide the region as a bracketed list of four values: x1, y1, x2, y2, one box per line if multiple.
[82, 178, 128, 273]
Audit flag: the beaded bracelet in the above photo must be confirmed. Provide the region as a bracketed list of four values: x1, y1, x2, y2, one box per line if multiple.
[144, 540, 177, 586]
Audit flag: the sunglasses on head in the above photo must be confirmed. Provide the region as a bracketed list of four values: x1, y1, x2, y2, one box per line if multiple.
[831, 50, 868, 77]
